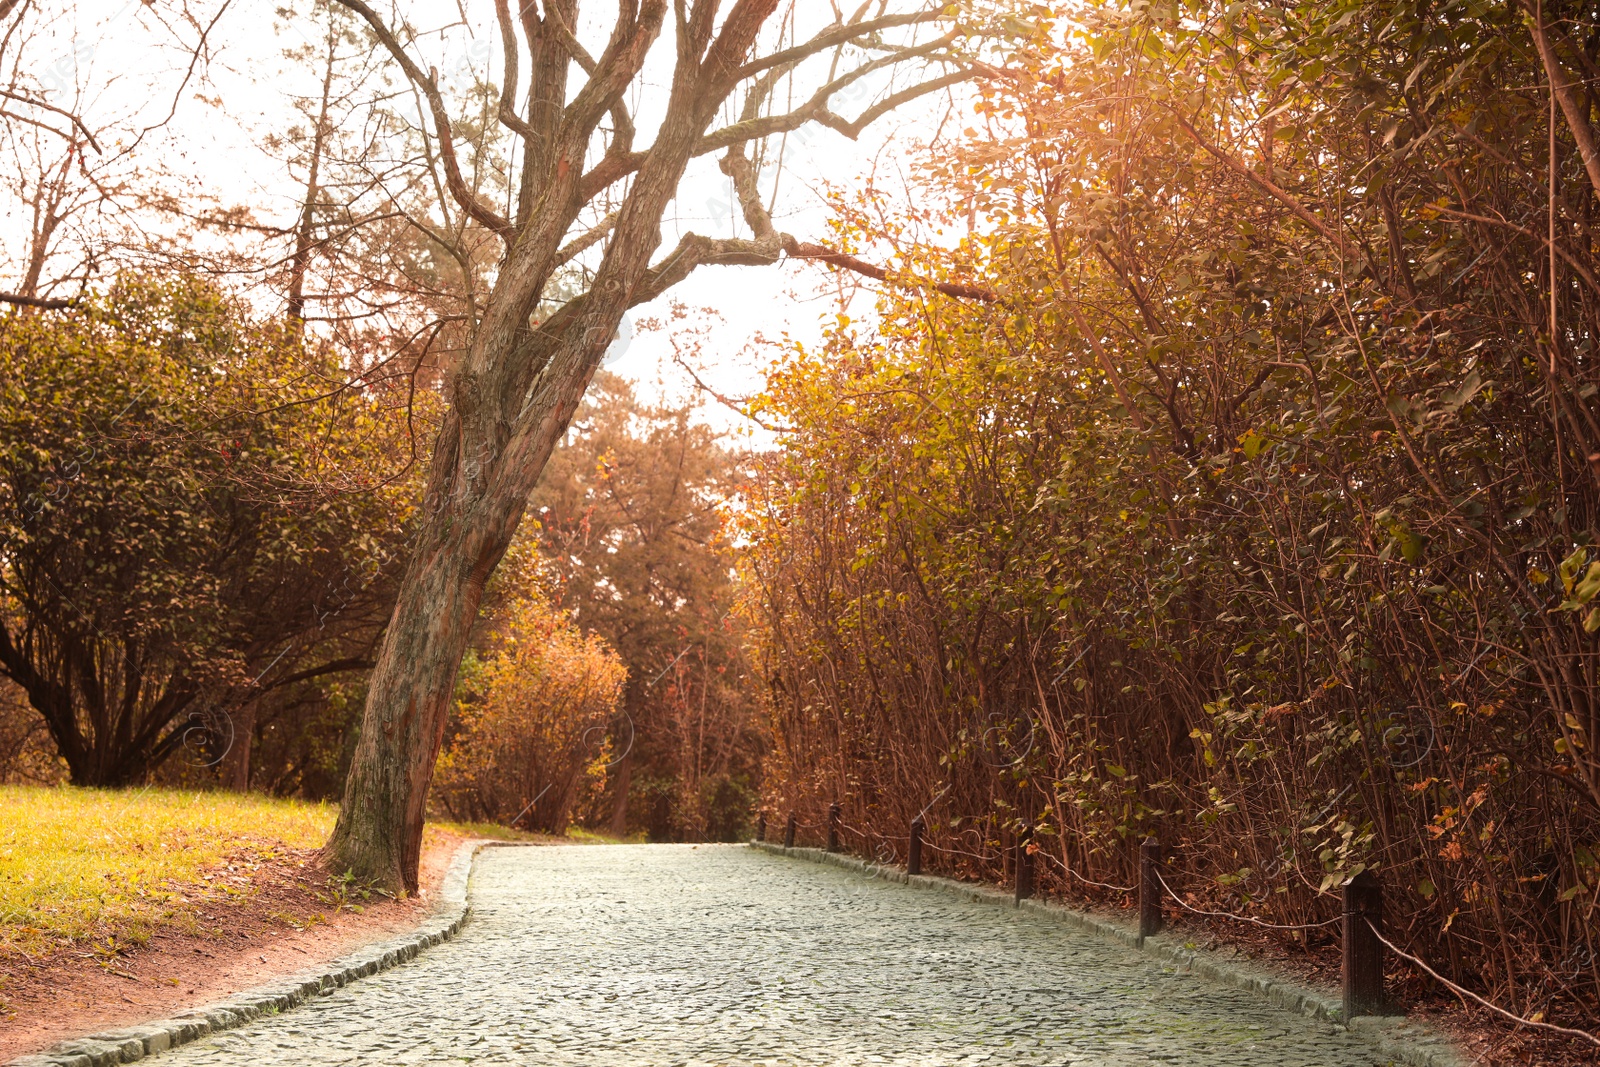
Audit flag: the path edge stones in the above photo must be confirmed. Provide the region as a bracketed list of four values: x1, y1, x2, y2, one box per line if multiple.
[11, 839, 512, 1067]
[750, 840, 1466, 1067]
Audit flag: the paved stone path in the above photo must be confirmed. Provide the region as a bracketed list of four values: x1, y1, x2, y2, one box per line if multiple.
[153, 845, 1394, 1066]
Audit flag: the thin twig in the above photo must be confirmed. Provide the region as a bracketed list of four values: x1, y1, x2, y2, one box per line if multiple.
[1368, 920, 1600, 1049]
[1155, 871, 1340, 932]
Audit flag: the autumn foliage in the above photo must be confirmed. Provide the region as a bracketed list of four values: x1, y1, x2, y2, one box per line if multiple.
[745, 0, 1600, 1039]
[529, 372, 761, 842]
[0, 276, 418, 787]
[432, 588, 626, 835]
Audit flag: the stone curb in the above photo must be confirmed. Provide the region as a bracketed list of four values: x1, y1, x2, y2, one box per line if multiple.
[11, 839, 510, 1067]
[749, 841, 1466, 1067]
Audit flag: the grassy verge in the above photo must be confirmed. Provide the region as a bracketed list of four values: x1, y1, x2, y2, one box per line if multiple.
[427, 820, 554, 844]
[565, 826, 642, 844]
[428, 822, 635, 845]
[0, 785, 600, 960]
[0, 785, 335, 958]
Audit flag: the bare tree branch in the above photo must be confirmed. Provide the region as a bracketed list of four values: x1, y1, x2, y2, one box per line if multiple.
[0, 291, 72, 309]
[541, 1, 636, 147]
[555, 211, 617, 267]
[582, 37, 972, 200]
[333, 0, 514, 238]
[733, 8, 949, 82]
[783, 240, 998, 302]
[0, 89, 102, 152]
[491, 0, 537, 142]
[814, 69, 972, 139]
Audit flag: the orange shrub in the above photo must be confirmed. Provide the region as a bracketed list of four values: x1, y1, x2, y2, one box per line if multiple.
[431, 595, 625, 833]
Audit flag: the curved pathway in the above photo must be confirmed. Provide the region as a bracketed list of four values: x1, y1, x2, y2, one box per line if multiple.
[152, 844, 1391, 1065]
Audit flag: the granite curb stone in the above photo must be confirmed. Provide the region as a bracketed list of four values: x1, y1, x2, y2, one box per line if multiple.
[749, 840, 1466, 1067]
[9, 838, 506, 1067]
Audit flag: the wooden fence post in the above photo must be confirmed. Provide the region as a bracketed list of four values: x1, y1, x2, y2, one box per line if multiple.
[784, 812, 796, 849]
[827, 803, 841, 852]
[908, 815, 923, 876]
[1015, 825, 1034, 903]
[1139, 838, 1164, 943]
[1343, 870, 1390, 1018]
[755, 812, 766, 842]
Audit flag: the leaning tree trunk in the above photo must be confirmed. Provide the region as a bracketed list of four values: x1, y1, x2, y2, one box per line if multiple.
[323, 31, 748, 893]
[320, 376, 595, 890]
[319, 488, 505, 891]
[317, 0, 952, 893]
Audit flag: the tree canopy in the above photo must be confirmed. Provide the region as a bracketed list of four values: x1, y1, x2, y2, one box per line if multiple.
[0, 276, 417, 784]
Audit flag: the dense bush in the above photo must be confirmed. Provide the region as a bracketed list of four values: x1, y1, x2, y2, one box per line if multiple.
[745, 0, 1600, 1032]
[0, 276, 417, 786]
[431, 586, 626, 834]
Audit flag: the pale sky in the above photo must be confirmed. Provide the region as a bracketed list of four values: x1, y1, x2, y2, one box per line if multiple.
[6, 1, 971, 441]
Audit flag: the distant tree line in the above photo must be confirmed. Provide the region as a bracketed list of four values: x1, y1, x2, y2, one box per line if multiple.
[530, 371, 761, 842]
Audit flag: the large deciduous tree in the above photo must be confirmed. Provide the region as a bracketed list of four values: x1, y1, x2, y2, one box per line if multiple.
[320, 0, 979, 891]
[0, 276, 416, 785]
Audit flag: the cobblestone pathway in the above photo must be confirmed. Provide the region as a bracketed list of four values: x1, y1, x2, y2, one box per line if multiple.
[154, 845, 1395, 1066]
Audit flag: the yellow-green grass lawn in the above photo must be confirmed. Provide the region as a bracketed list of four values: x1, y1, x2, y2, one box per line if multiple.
[0, 785, 335, 959]
[0, 785, 585, 961]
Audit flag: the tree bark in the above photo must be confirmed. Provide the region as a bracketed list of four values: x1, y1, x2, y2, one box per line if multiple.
[223, 698, 257, 792]
[608, 748, 632, 836]
[318, 0, 967, 893]
[320, 450, 532, 890]
[322, 329, 605, 891]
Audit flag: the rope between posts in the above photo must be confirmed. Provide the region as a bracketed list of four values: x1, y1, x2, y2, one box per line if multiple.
[836, 820, 874, 841]
[1036, 848, 1136, 894]
[919, 835, 1139, 893]
[836, 821, 901, 863]
[1154, 871, 1341, 931]
[772, 820, 1598, 1050]
[1364, 919, 1600, 1049]
[921, 838, 999, 864]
